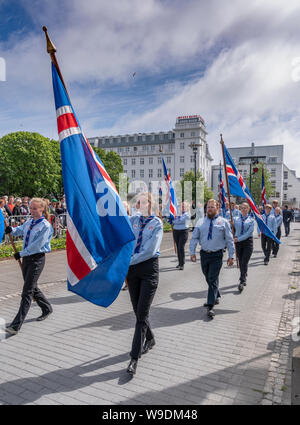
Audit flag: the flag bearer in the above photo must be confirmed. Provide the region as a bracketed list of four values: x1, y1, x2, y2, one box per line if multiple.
[258, 204, 277, 265]
[190, 199, 235, 319]
[272, 207, 283, 258]
[5, 198, 53, 335]
[172, 201, 191, 270]
[126, 192, 163, 375]
[233, 202, 254, 292]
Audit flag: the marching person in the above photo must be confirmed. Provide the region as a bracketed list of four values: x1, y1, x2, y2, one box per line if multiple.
[233, 202, 254, 292]
[272, 206, 283, 258]
[126, 192, 163, 375]
[4, 198, 53, 335]
[190, 199, 235, 319]
[258, 204, 277, 265]
[270, 200, 279, 215]
[282, 205, 293, 237]
[121, 200, 131, 291]
[172, 201, 191, 270]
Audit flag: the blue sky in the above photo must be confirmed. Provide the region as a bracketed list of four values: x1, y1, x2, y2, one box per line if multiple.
[1, 0, 300, 174]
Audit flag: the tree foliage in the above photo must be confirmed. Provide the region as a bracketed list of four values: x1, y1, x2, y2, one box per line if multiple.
[0, 132, 124, 197]
[246, 163, 275, 206]
[180, 170, 214, 203]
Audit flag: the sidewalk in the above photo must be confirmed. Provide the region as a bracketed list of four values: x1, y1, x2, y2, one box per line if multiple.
[0, 226, 299, 405]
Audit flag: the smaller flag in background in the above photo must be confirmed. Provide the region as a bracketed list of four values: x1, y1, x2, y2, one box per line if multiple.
[219, 165, 228, 217]
[161, 154, 178, 221]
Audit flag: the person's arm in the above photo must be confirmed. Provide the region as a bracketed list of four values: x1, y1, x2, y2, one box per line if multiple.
[224, 220, 235, 259]
[130, 220, 163, 265]
[20, 223, 53, 257]
[10, 222, 27, 237]
[189, 226, 200, 256]
[237, 220, 254, 242]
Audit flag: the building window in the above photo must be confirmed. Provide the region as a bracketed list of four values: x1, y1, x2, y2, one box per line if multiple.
[167, 157, 171, 164]
[124, 170, 127, 174]
[146, 135, 151, 142]
[133, 146, 137, 152]
[190, 156, 194, 163]
[140, 169, 144, 178]
[276, 192, 280, 198]
[180, 142, 184, 149]
[149, 157, 153, 164]
[180, 156, 185, 163]
[149, 169, 153, 178]
[271, 181, 276, 188]
[132, 158, 136, 165]
[121, 137, 126, 143]
[283, 182, 288, 190]
[191, 132, 195, 137]
[164, 134, 169, 140]
[284, 171, 288, 179]
[283, 194, 287, 201]
[154, 134, 159, 141]
[271, 169, 276, 177]
[142, 146, 147, 151]
[180, 132, 184, 138]
[157, 169, 162, 178]
[158, 157, 162, 164]
[123, 158, 127, 165]
[125, 147, 130, 153]
[180, 168, 185, 177]
[129, 137, 134, 143]
[151, 145, 155, 151]
[140, 158, 144, 165]
[137, 136, 142, 142]
[269, 157, 277, 163]
[132, 170, 136, 178]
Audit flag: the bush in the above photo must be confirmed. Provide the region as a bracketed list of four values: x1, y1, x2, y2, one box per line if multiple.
[0, 236, 66, 259]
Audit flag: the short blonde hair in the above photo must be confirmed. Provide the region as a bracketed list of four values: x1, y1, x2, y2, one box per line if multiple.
[132, 191, 159, 216]
[207, 199, 218, 207]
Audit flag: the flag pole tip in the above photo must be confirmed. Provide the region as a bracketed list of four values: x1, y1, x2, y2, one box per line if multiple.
[42, 26, 57, 54]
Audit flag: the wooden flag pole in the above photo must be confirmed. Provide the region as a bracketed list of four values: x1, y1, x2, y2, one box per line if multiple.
[220, 134, 239, 268]
[4, 220, 22, 271]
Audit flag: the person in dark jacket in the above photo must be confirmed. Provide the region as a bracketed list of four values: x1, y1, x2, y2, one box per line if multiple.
[282, 205, 293, 237]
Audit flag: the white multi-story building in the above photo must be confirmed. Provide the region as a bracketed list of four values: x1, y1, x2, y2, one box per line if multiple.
[89, 115, 213, 193]
[211, 142, 300, 207]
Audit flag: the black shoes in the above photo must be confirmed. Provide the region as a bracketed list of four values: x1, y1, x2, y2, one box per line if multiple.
[179, 266, 184, 270]
[264, 260, 269, 265]
[36, 311, 52, 321]
[207, 308, 215, 319]
[215, 298, 220, 305]
[127, 359, 138, 375]
[176, 265, 180, 269]
[142, 338, 155, 355]
[238, 283, 244, 292]
[204, 298, 220, 307]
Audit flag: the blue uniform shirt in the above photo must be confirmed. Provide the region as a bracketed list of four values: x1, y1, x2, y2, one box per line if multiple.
[274, 214, 283, 228]
[173, 212, 191, 230]
[189, 215, 235, 258]
[11, 217, 53, 257]
[129, 215, 163, 265]
[258, 213, 277, 235]
[225, 209, 241, 220]
[233, 215, 254, 242]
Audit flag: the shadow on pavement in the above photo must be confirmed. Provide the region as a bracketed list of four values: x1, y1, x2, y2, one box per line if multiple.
[47, 295, 86, 305]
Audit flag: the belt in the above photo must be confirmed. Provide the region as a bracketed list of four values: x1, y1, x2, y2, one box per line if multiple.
[200, 249, 223, 254]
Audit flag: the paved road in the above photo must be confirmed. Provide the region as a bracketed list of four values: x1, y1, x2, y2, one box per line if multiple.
[0, 225, 299, 405]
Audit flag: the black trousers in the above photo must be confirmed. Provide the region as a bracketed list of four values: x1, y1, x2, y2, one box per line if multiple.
[10, 253, 52, 331]
[236, 237, 253, 283]
[127, 257, 159, 360]
[173, 229, 189, 267]
[200, 250, 223, 307]
[261, 234, 272, 262]
[283, 221, 290, 236]
[272, 227, 281, 255]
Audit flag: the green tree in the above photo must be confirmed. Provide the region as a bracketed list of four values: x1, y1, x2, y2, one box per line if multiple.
[246, 163, 274, 205]
[180, 170, 214, 204]
[0, 132, 62, 197]
[93, 147, 124, 191]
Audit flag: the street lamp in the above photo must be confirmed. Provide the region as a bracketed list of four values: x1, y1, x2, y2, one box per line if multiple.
[189, 142, 202, 213]
[249, 158, 259, 193]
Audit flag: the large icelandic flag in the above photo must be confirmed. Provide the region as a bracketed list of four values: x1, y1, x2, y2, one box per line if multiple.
[224, 144, 280, 244]
[161, 154, 178, 221]
[261, 167, 268, 213]
[0, 210, 4, 246]
[219, 165, 228, 217]
[51, 63, 135, 307]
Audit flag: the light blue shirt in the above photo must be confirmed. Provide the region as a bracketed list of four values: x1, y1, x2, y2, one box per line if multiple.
[225, 209, 241, 220]
[189, 215, 235, 258]
[258, 213, 277, 235]
[11, 217, 53, 257]
[129, 215, 163, 265]
[233, 215, 254, 242]
[173, 212, 191, 230]
[274, 214, 283, 228]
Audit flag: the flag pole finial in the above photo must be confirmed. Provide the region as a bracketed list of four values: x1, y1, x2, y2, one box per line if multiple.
[220, 134, 224, 145]
[159, 145, 162, 153]
[42, 26, 57, 54]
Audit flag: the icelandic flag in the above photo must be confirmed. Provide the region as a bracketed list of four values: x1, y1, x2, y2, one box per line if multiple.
[0, 210, 4, 246]
[224, 144, 280, 244]
[219, 165, 228, 217]
[261, 167, 268, 213]
[51, 63, 135, 307]
[161, 154, 178, 221]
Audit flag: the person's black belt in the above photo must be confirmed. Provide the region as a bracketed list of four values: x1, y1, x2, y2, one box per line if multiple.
[200, 249, 223, 254]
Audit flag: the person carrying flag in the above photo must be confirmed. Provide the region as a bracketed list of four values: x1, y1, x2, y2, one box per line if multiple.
[126, 192, 163, 375]
[233, 202, 254, 292]
[272, 207, 283, 258]
[172, 201, 191, 270]
[258, 204, 277, 265]
[189, 199, 235, 319]
[5, 198, 53, 335]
